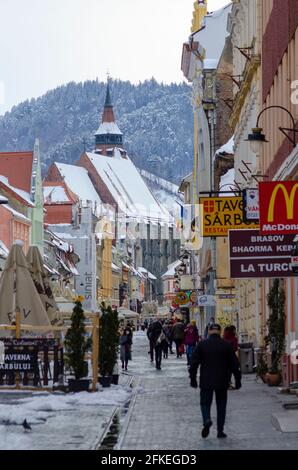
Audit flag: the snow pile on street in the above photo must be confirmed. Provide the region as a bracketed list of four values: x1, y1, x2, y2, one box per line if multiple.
[0, 385, 131, 426]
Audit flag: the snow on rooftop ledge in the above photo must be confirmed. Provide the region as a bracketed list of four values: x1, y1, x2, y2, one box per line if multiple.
[95, 122, 123, 136]
[216, 136, 234, 155]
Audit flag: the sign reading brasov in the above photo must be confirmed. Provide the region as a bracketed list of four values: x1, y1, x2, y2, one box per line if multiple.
[229, 230, 296, 279]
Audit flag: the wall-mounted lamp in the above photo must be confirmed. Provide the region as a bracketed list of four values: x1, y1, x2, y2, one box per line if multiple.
[246, 105, 298, 154]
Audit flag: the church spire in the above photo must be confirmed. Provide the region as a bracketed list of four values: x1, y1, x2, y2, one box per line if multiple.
[95, 83, 123, 151]
[102, 83, 115, 123]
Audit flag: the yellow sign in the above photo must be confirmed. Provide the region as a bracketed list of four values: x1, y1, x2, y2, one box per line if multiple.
[200, 196, 259, 237]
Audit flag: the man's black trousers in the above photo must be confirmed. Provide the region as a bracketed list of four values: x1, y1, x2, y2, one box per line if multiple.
[155, 344, 162, 369]
[200, 389, 228, 433]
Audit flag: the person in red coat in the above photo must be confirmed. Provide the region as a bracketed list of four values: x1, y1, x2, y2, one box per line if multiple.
[223, 325, 239, 353]
[184, 320, 199, 365]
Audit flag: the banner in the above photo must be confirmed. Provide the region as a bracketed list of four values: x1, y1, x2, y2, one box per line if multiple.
[259, 181, 298, 235]
[243, 189, 259, 221]
[200, 196, 259, 237]
[229, 229, 296, 279]
[197, 295, 216, 307]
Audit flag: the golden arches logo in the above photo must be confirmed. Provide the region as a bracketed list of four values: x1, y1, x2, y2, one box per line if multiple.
[268, 183, 298, 222]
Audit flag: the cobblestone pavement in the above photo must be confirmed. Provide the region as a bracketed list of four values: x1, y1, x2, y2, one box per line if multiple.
[119, 332, 298, 450]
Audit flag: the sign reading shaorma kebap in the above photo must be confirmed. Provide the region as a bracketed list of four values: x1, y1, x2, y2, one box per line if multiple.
[259, 181, 298, 235]
[229, 230, 296, 279]
[199, 196, 259, 237]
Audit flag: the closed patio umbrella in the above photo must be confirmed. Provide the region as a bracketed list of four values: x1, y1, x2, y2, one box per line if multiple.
[0, 243, 51, 336]
[26, 246, 62, 325]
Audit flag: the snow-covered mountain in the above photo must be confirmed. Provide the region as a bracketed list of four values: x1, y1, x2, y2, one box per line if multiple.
[0, 79, 193, 184]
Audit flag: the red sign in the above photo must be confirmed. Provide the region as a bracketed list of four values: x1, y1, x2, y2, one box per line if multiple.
[229, 230, 296, 279]
[259, 181, 298, 234]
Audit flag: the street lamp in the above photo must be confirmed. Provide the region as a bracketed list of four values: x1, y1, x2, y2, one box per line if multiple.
[246, 105, 298, 154]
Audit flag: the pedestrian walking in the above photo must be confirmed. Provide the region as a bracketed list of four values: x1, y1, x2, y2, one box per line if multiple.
[223, 325, 239, 389]
[147, 319, 164, 370]
[223, 325, 239, 353]
[163, 321, 173, 358]
[147, 321, 155, 363]
[120, 328, 132, 371]
[184, 320, 199, 366]
[172, 319, 185, 358]
[189, 323, 242, 439]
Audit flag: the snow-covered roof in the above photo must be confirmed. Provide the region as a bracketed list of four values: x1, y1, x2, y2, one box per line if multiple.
[139, 169, 179, 194]
[43, 185, 70, 203]
[138, 267, 157, 281]
[2, 204, 31, 223]
[216, 136, 234, 155]
[162, 260, 182, 278]
[220, 168, 235, 193]
[112, 263, 121, 272]
[193, 3, 232, 69]
[54, 163, 102, 207]
[0, 175, 34, 206]
[95, 122, 123, 136]
[85, 152, 171, 224]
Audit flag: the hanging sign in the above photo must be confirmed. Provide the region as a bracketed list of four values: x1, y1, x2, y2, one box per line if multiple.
[197, 295, 216, 307]
[199, 196, 259, 237]
[0, 345, 38, 371]
[229, 229, 296, 279]
[259, 181, 298, 235]
[243, 189, 259, 221]
[173, 290, 198, 308]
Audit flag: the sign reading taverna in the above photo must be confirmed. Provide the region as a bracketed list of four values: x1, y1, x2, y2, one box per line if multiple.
[200, 196, 259, 237]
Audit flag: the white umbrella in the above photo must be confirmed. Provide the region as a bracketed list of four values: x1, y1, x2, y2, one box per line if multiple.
[0, 244, 51, 336]
[26, 246, 62, 325]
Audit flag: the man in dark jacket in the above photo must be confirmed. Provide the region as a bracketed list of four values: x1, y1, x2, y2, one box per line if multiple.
[172, 319, 185, 358]
[147, 320, 163, 370]
[189, 323, 241, 439]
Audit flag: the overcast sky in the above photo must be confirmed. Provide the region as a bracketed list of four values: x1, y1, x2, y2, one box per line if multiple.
[0, 0, 230, 115]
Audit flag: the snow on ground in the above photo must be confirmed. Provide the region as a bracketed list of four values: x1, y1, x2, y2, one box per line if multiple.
[0, 385, 131, 427]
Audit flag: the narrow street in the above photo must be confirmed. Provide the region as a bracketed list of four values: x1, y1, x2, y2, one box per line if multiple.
[118, 332, 298, 451]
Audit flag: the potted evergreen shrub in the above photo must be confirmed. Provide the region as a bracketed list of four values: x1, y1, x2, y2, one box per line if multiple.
[65, 296, 91, 392]
[265, 280, 285, 387]
[256, 348, 268, 384]
[99, 303, 119, 387]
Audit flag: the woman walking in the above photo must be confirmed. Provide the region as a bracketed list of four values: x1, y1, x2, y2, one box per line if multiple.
[120, 327, 132, 371]
[184, 320, 199, 366]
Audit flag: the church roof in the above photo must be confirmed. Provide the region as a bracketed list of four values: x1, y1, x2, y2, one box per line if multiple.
[85, 151, 171, 224]
[95, 121, 123, 136]
[51, 163, 102, 207]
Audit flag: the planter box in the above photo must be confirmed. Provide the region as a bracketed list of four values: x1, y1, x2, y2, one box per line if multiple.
[99, 376, 112, 388]
[112, 374, 119, 385]
[68, 379, 91, 393]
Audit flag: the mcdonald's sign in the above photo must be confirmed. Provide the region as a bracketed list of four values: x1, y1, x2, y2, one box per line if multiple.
[259, 181, 298, 235]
